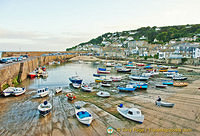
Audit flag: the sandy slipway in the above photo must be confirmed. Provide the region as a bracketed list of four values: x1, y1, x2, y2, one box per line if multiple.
[0, 78, 199, 136]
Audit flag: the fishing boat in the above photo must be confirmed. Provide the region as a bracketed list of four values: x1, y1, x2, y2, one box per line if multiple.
[117, 85, 136, 92]
[155, 84, 167, 88]
[38, 101, 52, 116]
[129, 81, 148, 89]
[37, 87, 49, 97]
[81, 84, 92, 92]
[55, 87, 62, 93]
[12, 87, 26, 96]
[96, 91, 110, 98]
[2, 87, 15, 96]
[28, 72, 37, 78]
[162, 80, 173, 85]
[173, 75, 187, 80]
[110, 76, 122, 82]
[136, 63, 145, 66]
[117, 68, 131, 73]
[41, 71, 48, 78]
[72, 83, 81, 89]
[69, 75, 83, 84]
[66, 93, 76, 100]
[97, 68, 110, 74]
[173, 82, 188, 87]
[155, 101, 174, 107]
[75, 106, 93, 126]
[126, 64, 136, 69]
[129, 75, 149, 81]
[93, 74, 106, 77]
[117, 104, 144, 123]
[100, 81, 111, 87]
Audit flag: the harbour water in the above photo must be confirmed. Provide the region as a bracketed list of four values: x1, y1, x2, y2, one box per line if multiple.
[0, 61, 200, 136]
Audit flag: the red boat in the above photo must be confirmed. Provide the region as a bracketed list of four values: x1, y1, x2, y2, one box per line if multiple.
[41, 66, 46, 71]
[28, 72, 36, 78]
[136, 63, 145, 66]
[97, 70, 110, 74]
[66, 93, 76, 101]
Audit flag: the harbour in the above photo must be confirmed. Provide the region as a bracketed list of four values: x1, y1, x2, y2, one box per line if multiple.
[0, 58, 200, 136]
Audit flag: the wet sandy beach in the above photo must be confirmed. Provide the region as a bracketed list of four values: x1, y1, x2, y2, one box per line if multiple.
[0, 63, 200, 136]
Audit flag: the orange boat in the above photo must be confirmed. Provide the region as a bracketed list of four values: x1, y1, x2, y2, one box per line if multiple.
[159, 69, 168, 72]
[66, 93, 76, 100]
[173, 82, 188, 87]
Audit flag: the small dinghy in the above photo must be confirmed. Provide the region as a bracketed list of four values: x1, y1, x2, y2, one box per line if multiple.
[117, 104, 144, 123]
[96, 91, 110, 98]
[173, 76, 187, 80]
[117, 68, 131, 73]
[155, 84, 167, 88]
[81, 84, 93, 92]
[37, 87, 49, 97]
[12, 87, 26, 96]
[110, 76, 122, 82]
[66, 93, 76, 100]
[93, 74, 106, 77]
[162, 80, 173, 85]
[72, 83, 81, 89]
[100, 81, 111, 87]
[156, 101, 174, 107]
[75, 106, 93, 126]
[97, 68, 110, 74]
[3, 87, 15, 96]
[129, 75, 149, 81]
[55, 87, 62, 93]
[38, 101, 52, 116]
[173, 82, 188, 87]
[117, 85, 136, 92]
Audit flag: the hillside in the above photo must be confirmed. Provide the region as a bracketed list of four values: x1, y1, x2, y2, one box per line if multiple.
[66, 24, 200, 51]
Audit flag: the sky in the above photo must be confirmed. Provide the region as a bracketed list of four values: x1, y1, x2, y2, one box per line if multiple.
[0, 0, 200, 51]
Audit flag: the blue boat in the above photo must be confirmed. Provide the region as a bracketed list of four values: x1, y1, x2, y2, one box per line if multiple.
[98, 68, 106, 71]
[130, 81, 148, 89]
[38, 101, 52, 116]
[144, 66, 153, 69]
[93, 74, 106, 77]
[167, 70, 178, 73]
[117, 85, 136, 92]
[69, 76, 83, 84]
[162, 80, 173, 85]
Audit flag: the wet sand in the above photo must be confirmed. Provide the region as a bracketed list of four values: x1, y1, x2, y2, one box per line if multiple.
[0, 66, 200, 136]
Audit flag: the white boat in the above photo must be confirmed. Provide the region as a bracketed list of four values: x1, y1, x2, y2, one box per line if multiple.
[110, 76, 122, 82]
[37, 87, 49, 97]
[38, 101, 52, 116]
[96, 91, 110, 98]
[12, 87, 26, 96]
[75, 106, 93, 126]
[141, 73, 152, 77]
[72, 83, 81, 89]
[156, 101, 174, 107]
[117, 104, 144, 123]
[100, 82, 111, 87]
[3, 87, 15, 96]
[55, 87, 62, 93]
[41, 71, 48, 78]
[129, 75, 149, 81]
[155, 84, 167, 88]
[173, 75, 187, 80]
[81, 84, 93, 92]
[105, 62, 115, 67]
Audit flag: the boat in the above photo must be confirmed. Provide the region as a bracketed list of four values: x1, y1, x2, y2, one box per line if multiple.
[173, 76, 187, 80]
[72, 83, 81, 89]
[12, 87, 26, 96]
[105, 62, 115, 67]
[38, 101, 52, 116]
[28, 72, 36, 78]
[41, 66, 46, 71]
[126, 64, 136, 69]
[81, 84, 92, 92]
[155, 84, 167, 88]
[75, 106, 93, 126]
[141, 73, 152, 77]
[2, 87, 15, 96]
[159, 69, 168, 72]
[144, 66, 153, 69]
[129, 81, 148, 89]
[69, 75, 83, 84]
[93, 74, 106, 77]
[100, 81, 111, 87]
[155, 101, 174, 107]
[173, 82, 188, 87]
[117, 104, 144, 123]
[136, 63, 145, 66]
[95, 78, 104, 83]
[110, 76, 122, 82]
[162, 80, 173, 85]
[66, 93, 76, 100]
[97, 68, 110, 74]
[37, 87, 49, 97]
[117, 68, 131, 73]
[55, 87, 62, 93]
[129, 75, 149, 81]
[171, 66, 178, 69]
[41, 71, 48, 78]
[117, 85, 136, 92]
[96, 91, 110, 98]
[166, 73, 175, 78]
[56, 61, 61, 65]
